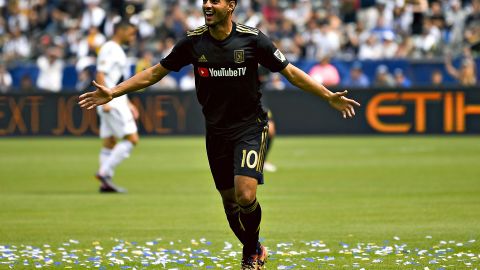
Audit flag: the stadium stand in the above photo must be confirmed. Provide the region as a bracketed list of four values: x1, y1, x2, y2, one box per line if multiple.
[0, 0, 479, 92]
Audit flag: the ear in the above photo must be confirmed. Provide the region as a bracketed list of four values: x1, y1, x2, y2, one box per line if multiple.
[228, 0, 236, 12]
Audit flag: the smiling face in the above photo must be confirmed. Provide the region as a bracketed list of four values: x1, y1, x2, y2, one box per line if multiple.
[202, 0, 235, 27]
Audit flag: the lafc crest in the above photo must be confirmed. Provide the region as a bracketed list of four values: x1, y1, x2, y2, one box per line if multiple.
[234, 50, 245, 64]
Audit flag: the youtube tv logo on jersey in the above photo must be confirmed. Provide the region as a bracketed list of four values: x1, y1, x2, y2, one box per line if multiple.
[197, 67, 247, 78]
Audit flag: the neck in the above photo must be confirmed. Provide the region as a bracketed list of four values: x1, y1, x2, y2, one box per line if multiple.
[208, 19, 233, 41]
[112, 36, 122, 45]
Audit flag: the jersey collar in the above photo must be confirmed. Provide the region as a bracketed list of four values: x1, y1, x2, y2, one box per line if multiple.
[207, 22, 236, 46]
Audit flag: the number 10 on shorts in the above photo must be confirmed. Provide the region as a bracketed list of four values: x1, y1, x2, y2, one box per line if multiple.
[241, 149, 258, 169]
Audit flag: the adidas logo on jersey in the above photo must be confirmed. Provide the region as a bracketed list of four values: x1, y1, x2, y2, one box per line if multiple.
[198, 55, 208, 62]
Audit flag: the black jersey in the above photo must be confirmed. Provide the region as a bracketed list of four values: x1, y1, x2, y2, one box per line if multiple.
[160, 23, 289, 139]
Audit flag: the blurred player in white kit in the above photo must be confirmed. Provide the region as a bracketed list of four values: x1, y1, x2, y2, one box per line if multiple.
[94, 19, 139, 193]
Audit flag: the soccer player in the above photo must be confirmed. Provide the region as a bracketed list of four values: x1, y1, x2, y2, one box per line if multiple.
[79, 0, 360, 268]
[94, 20, 139, 193]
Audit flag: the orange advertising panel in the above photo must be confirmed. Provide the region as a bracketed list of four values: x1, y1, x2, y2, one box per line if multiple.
[0, 93, 205, 136]
[365, 91, 480, 133]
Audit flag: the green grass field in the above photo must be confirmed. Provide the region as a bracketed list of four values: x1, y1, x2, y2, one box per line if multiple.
[0, 136, 479, 269]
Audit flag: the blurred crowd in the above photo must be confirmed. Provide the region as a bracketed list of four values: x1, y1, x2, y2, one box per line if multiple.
[0, 0, 479, 93]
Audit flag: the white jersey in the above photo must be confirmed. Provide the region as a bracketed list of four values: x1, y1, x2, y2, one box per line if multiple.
[96, 40, 130, 112]
[96, 40, 137, 138]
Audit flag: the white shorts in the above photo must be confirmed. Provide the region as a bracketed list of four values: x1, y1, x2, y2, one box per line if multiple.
[98, 108, 138, 139]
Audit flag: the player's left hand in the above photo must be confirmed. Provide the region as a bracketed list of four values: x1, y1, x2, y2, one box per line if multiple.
[328, 90, 361, 119]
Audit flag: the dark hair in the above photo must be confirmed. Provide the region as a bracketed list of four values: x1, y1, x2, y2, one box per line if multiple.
[113, 19, 135, 33]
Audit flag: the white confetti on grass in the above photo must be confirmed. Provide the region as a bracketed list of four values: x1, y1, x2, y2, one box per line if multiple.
[0, 237, 478, 269]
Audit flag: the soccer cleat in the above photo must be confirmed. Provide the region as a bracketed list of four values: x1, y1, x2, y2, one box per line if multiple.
[99, 183, 127, 193]
[95, 173, 127, 193]
[256, 245, 268, 269]
[241, 255, 258, 270]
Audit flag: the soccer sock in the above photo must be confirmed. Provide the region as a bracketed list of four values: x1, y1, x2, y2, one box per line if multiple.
[225, 205, 247, 245]
[99, 147, 112, 165]
[239, 198, 262, 256]
[99, 147, 112, 175]
[99, 140, 134, 177]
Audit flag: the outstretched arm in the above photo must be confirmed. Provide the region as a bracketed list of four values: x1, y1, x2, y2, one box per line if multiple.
[280, 63, 360, 118]
[444, 56, 459, 80]
[79, 63, 170, 109]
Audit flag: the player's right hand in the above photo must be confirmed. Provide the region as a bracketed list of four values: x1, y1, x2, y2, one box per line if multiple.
[78, 80, 113, 110]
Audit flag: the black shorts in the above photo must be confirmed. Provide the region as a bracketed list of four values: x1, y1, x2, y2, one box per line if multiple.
[206, 124, 269, 190]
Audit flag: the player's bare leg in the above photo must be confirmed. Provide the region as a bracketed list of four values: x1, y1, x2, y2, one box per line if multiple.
[235, 175, 268, 269]
[124, 133, 139, 145]
[104, 136, 117, 147]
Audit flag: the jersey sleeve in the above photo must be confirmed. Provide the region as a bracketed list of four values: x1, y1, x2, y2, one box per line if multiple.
[257, 31, 289, 72]
[160, 37, 193, 72]
[96, 44, 115, 73]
